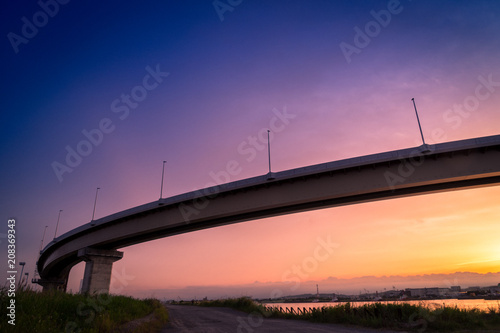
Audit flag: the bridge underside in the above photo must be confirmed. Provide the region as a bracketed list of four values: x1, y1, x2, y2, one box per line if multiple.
[36, 137, 500, 293]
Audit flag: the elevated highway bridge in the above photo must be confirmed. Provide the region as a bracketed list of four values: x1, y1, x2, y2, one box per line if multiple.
[36, 135, 500, 293]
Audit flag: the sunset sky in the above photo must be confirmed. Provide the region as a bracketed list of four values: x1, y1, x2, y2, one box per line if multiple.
[1, 0, 500, 299]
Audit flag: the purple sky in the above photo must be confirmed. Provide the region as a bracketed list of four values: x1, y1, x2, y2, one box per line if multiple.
[1, 0, 500, 299]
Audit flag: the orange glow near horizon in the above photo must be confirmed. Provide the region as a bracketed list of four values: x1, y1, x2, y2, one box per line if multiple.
[65, 184, 500, 295]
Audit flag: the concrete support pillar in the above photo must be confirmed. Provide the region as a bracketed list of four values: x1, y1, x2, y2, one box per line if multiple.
[38, 278, 67, 292]
[77, 248, 123, 294]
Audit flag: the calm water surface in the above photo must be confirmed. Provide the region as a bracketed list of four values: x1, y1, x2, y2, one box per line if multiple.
[265, 299, 500, 312]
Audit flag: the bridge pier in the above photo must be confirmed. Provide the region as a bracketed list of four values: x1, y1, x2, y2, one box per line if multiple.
[37, 278, 68, 292]
[78, 248, 123, 294]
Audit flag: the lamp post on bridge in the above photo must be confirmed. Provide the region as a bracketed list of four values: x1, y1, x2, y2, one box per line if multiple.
[33, 225, 48, 285]
[160, 160, 166, 199]
[39, 225, 48, 254]
[18, 262, 25, 288]
[267, 130, 275, 180]
[267, 130, 271, 173]
[411, 98, 426, 146]
[53, 209, 63, 240]
[91, 187, 100, 221]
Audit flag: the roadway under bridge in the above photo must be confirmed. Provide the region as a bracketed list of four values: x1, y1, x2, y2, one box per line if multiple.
[35, 135, 500, 293]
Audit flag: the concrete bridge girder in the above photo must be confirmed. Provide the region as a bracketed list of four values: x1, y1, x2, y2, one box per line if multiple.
[35, 135, 500, 294]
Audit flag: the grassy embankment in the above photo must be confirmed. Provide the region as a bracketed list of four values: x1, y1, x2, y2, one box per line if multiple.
[195, 297, 500, 331]
[0, 286, 168, 333]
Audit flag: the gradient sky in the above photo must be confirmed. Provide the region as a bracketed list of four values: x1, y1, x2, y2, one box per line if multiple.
[1, 0, 500, 299]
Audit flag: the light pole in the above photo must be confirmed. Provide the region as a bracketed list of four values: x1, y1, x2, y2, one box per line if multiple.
[39, 225, 48, 254]
[24, 272, 29, 287]
[19, 262, 25, 288]
[53, 209, 63, 240]
[267, 130, 271, 174]
[266, 130, 276, 180]
[91, 187, 100, 221]
[160, 161, 166, 199]
[411, 98, 426, 145]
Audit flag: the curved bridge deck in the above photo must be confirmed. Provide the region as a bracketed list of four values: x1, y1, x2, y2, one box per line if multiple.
[36, 135, 500, 292]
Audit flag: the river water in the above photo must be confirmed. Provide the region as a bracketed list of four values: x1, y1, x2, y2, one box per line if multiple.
[265, 299, 500, 312]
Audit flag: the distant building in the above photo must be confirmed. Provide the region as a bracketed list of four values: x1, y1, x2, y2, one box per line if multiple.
[485, 284, 500, 293]
[283, 294, 311, 300]
[406, 287, 449, 297]
[382, 290, 400, 298]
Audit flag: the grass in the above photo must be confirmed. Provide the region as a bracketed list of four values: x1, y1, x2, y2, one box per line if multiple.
[198, 297, 263, 313]
[196, 297, 500, 331]
[0, 286, 168, 333]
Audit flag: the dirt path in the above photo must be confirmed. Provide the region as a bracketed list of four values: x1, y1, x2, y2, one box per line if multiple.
[161, 305, 400, 333]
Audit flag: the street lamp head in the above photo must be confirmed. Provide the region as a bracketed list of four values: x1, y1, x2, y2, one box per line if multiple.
[19, 262, 26, 266]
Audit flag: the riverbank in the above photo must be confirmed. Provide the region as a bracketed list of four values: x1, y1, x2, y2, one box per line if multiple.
[266, 298, 500, 313]
[192, 297, 500, 331]
[0, 287, 168, 333]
